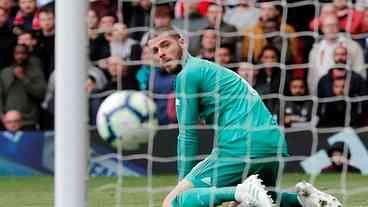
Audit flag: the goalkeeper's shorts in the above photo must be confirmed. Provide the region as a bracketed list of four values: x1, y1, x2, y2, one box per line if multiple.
[184, 153, 281, 188]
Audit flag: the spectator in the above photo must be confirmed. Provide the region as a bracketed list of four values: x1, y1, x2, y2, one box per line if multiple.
[103, 56, 138, 91]
[333, 0, 364, 34]
[0, 7, 16, 69]
[256, 46, 282, 122]
[87, 9, 100, 41]
[86, 65, 108, 94]
[223, 0, 260, 32]
[284, 78, 313, 128]
[128, 0, 151, 41]
[42, 63, 108, 128]
[13, 0, 39, 33]
[317, 65, 366, 127]
[86, 66, 108, 126]
[98, 13, 116, 34]
[355, 9, 368, 66]
[89, 14, 116, 63]
[308, 15, 365, 94]
[140, 4, 173, 46]
[136, 45, 154, 91]
[2, 110, 24, 132]
[0, 0, 17, 26]
[332, 45, 362, 78]
[197, 28, 217, 61]
[309, 2, 364, 34]
[174, 0, 204, 18]
[254, 45, 281, 95]
[90, 0, 117, 19]
[242, 1, 301, 65]
[136, 46, 176, 125]
[17, 30, 37, 53]
[318, 76, 347, 127]
[17, 30, 43, 76]
[35, 7, 54, 79]
[322, 142, 361, 173]
[257, 19, 287, 60]
[215, 44, 236, 70]
[237, 62, 259, 87]
[172, 0, 209, 55]
[205, 3, 238, 52]
[309, 4, 336, 31]
[90, 22, 139, 68]
[0, 44, 46, 129]
[109, 23, 138, 60]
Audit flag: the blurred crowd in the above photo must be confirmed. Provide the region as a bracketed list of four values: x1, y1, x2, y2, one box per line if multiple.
[1, 0, 368, 132]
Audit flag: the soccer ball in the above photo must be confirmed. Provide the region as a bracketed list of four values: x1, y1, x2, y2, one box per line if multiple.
[96, 90, 158, 150]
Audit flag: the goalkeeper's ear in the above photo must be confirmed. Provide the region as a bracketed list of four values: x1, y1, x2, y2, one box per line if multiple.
[178, 37, 185, 48]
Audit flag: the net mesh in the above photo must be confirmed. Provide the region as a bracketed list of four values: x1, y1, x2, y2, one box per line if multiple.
[89, 0, 368, 206]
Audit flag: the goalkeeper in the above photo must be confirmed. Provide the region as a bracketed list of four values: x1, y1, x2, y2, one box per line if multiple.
[148, 27, 342, 207]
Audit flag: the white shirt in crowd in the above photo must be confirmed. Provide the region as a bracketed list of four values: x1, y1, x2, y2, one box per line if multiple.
[308, 35, 365, 94]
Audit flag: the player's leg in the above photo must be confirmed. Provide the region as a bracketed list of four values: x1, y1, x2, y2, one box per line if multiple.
[248, 161, 302, 207]
[168, 153, 272, 207]
[248, 160, 342, 207]
[170, 185, 236, 207]
[169, 177, 272, 207]
[164, 154, 240, 207]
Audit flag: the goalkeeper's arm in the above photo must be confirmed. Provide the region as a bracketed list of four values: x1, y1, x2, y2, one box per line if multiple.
[175, 69, 201, 180]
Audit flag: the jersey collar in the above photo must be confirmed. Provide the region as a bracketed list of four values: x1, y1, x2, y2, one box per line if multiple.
[181, 50, 191, 68]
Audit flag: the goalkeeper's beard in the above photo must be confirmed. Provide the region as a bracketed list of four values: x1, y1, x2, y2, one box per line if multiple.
[163, 59, 182, 74]
[162, 47, 184, 74]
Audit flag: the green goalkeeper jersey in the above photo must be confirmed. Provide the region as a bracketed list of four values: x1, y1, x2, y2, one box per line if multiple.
[175, 55, 288, 179]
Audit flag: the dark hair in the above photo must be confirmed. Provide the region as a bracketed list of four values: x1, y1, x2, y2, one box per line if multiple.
[328, 142, 351, 159]
[289, 77, 306, 88]
[219, 44, 232, 51]
[100, 12, 118, 23]
[218, 44, 235, 58]
[284, 77, 309, 96]
[19, 30, 36, 38]
[259, 45, 281, 61]
[199, 26, 217, 43]
[149, 26, 182, 41]
[330, 66, 347, 72]
[38, 7, 54, 15]
[154, 4, 173, 18]
[202, 26, 217, 32]
[258, 0, 283, 15]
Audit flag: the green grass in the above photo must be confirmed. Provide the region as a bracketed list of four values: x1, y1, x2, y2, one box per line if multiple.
[0, 173, 367, 206]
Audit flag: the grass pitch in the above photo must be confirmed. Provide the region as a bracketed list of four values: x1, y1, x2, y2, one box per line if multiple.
[1, 173, 367, 207]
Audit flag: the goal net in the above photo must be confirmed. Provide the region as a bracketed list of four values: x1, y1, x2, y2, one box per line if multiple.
[87, 0, 368, 206]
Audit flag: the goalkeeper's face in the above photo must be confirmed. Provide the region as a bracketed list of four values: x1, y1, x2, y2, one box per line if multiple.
[148, 34, 184, 74]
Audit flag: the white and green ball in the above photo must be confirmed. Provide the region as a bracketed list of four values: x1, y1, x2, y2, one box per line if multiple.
[96, 91, 158, 150]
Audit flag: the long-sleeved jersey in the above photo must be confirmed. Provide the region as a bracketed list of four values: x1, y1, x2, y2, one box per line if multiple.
[175, 55, 288, 179]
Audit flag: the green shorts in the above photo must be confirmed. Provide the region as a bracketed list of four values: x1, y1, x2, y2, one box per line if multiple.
[184, 153, 281, 188]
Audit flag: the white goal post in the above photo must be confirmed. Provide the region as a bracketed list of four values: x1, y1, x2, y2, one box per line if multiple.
[54, 0, 89, 207]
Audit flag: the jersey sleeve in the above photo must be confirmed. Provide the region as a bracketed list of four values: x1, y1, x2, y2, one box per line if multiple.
[175, 67, 201, 180]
